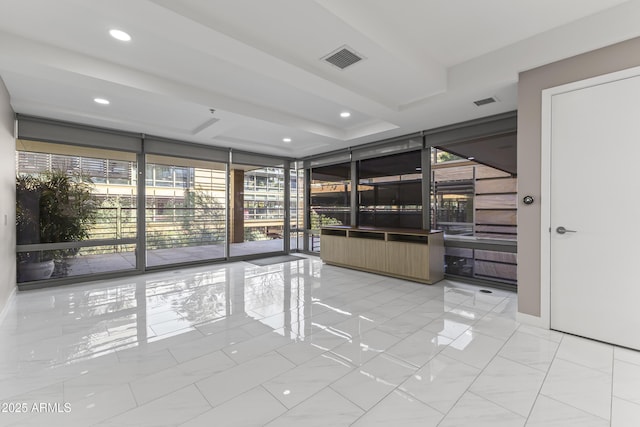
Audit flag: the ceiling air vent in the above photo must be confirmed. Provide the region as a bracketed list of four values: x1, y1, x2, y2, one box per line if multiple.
[473, 97, 498, 107]
[322, 45, 364, 70]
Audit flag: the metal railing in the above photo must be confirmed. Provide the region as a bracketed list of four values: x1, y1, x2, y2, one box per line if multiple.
[145, 207, 226, 249]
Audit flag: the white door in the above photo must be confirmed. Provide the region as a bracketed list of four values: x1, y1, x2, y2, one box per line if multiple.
[550, 72, 640, 350]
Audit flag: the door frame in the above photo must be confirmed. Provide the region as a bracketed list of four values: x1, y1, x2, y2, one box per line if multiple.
[539, 65, 640, 330]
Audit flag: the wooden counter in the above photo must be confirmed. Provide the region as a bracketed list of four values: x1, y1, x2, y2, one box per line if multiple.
[320, 226, 444, 284]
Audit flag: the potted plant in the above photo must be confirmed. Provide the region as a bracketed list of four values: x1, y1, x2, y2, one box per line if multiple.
[16, 171, 98, 282]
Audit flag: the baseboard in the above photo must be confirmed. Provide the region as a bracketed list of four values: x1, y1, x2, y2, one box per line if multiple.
[0, 287, 16, 325]
[517, 312, 549, 329]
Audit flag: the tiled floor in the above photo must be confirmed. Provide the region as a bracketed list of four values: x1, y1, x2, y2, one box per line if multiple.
[1, 255, 639, 426]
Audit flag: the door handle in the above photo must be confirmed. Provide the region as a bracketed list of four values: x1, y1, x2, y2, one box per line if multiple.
[556, 226, 577, 234]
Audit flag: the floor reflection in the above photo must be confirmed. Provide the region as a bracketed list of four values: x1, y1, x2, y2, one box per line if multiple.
[9, 255, 608, 427]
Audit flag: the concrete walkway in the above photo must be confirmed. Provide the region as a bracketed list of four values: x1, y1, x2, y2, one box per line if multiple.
[64, 238, 297, 277]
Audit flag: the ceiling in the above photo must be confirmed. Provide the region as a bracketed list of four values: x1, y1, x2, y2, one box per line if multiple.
[0, 0, 639, 159]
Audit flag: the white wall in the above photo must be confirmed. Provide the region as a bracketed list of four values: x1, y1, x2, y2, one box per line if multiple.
[517, 36, 640, 318]
[0, 77, 15, 314]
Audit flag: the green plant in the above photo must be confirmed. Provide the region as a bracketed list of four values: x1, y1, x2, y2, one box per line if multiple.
[39, 171, 98, 244]
[16, 174, 42, 245]
[437, 151, 463, 163]
[181, 188, 226, 243]
[310, 210, 342, 229]
[16, 170, 98, 264]
[244, 228, 268, 241]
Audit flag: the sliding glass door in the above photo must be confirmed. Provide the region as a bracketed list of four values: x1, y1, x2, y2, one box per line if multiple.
[145, 155, 227, 267]
[289, 165, 304, 251]
[229, 164, 285, 257]
[309, 162, 351, 252]
[16, 140, 138, 283]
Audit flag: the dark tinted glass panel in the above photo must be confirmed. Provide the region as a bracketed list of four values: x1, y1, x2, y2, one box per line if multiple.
[310, 162, 350, 228]
[358, 151, 422, 229]
[16, 141, 138, 283]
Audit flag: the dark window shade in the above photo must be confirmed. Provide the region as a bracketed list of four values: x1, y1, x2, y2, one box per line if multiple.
[357, 151, 422, 229]
[310, 162, 351, 227]
[145, 137, 228, 163]
[17, 115, 141, 152]
[352, 136, 422, 161]
[231, 151, 286, 167]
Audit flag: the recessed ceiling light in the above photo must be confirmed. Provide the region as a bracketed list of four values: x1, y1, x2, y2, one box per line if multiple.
[415, 167, 422, 171]
[94, 98, 110, 105]
[283, 138, 292, 143]
[340, 111, 351, 118]
[109, 29, 131, 42]
[468, 156, 475, 160]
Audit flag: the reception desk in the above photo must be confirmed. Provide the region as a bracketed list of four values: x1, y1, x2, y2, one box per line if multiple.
[320, 226, 444, 284]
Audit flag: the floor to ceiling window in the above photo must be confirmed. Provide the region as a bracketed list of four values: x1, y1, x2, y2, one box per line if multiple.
[432, 147, 517, 286]
[309, 162, 351, 252]
[358, 151, 422, 229]
[16, 139, 138, 283]
[290, 164, 304, 251]
[229, 162, 286, 257]
[432, 150, 474, 236]
[15, 118, 294, 287]
[145, 155, 227, 267]
[14, 113, 517, 289]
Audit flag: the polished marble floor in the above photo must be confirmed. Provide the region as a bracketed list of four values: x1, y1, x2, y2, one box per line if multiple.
[1, 255, 638, 426]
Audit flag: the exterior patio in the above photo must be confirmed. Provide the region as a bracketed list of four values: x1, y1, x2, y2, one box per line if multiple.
[64, 238, 301, 278]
